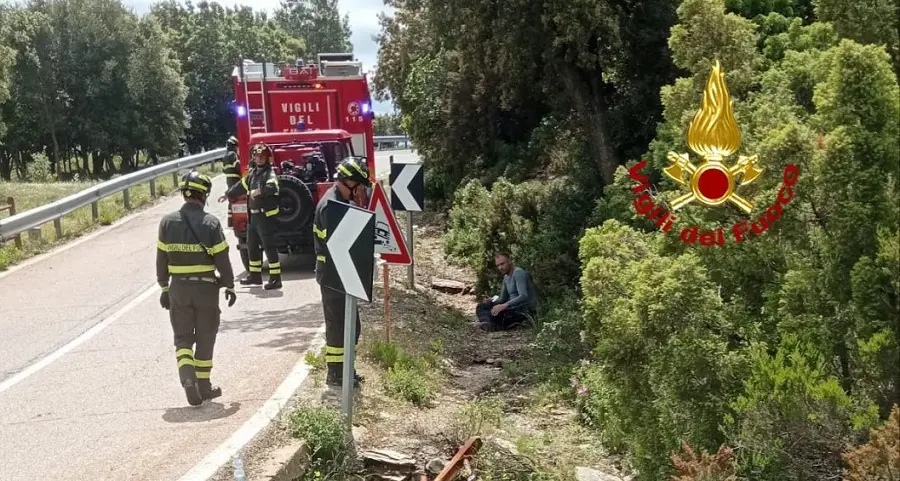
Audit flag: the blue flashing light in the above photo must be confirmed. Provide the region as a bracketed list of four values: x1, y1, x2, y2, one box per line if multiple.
[296, 121, 306, 131]
[361, 102, 370, 114]
[236, 105, 247, 117]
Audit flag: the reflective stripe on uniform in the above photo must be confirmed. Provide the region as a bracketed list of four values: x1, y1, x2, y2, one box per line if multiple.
[313, 225, 326, 239]
[269, 262, 281, 275]
[225, 173, 241, 179]
[249, 259, 262, 273]
[338, 164, 353, 177]
[325, 345, 344, 364]
[209, 240, 228, 255]
[241, 177, 249, 189]
[316, 255, 325, 263]
[168, 264, 215, 274]
[265, 207, 279, 217]
[194, 359, 213, 368]
[158, 241, 205, 253]
[176, 348, 194, 367]
[196, 371, 211, 379]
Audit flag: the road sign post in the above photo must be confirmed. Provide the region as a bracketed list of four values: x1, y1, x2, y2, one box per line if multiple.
[389, 160, 425, 290]
[321, 199, 375, 428]
[341, 294, 357, 422]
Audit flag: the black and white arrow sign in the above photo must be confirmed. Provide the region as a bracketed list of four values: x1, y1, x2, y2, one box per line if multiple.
[322, 200, 375, 302]
[390, 162, 424, 212]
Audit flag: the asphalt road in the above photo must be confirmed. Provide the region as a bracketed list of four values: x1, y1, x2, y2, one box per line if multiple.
[0, 149, 418, 481]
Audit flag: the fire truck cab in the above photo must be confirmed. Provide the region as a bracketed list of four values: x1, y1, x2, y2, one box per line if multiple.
[228, 54, 376, 270]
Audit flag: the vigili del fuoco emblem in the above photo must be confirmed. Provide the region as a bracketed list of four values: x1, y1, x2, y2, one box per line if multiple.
[628, 60, 800, 247]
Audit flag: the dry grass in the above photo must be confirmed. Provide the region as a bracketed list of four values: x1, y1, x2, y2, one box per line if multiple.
[284, 211, 626, 481]
[0, 163, 218, 270]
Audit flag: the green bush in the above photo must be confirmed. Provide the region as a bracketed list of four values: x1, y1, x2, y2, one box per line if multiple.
[382, 362, 437, 407]
[725, 337, 879, 481]
[575, 220, 748, 479]
[288, 406, 349, 464]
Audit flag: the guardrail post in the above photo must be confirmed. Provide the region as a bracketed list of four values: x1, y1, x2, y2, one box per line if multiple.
[6, 197, 22, 249]
[91, 201, 99, 221]
[123, 188, 131, 210]
[172, 171, 178, 188]
[150, 178, 156, 198]
[28, 228, 41, 242]
[53, 218, 62, 239]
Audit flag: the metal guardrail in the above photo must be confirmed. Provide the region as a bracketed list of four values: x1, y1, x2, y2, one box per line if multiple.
[0, 135, 413, 243]
[0, 149, 226, 242]
[373, 135, 410, 144]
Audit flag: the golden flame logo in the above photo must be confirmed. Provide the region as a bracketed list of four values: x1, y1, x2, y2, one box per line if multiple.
[663, 60, 763, 213]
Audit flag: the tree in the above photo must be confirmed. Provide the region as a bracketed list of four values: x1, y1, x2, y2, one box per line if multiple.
[275, 0, 351, 58]
[126, 17, 188, 164]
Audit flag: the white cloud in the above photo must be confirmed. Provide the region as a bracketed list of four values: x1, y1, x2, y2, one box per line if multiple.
[124, 0, 396, 113]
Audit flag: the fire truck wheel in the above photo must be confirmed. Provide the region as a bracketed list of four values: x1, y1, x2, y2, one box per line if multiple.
[275, 175, 314, 229]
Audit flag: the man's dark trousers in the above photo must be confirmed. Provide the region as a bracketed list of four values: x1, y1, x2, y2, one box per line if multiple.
[169, 279, 220, 388]
[322, 283, 360, 377]
[476, 301, 530, 331]
[247, 212, 279, 275]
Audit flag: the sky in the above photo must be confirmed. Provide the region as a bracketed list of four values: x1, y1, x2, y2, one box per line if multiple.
[124, 0, 396, 113]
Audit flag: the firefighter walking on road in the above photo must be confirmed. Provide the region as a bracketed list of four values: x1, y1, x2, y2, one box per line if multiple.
[223, 143, 282, 290]
[313, 157, 371, 387]
[157, 171, 237, 406]
[222, 136, 242, 189]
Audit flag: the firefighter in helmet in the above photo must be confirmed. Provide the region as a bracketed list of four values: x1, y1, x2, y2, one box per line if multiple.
[313, 157, 371, 387]
[222, 136, 241, 189]
[157, 171, 237, 406]
[224, 142, 282, 290]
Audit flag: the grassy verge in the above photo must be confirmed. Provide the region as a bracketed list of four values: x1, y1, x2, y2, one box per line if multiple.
[0, 163, 218, 271]
[276, 212, 626, 481]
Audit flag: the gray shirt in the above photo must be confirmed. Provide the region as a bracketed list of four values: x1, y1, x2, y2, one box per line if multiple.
[497, 267, 538, 312]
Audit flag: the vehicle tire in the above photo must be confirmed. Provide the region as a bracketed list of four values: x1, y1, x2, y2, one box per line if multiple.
[275, 175, 314, 229]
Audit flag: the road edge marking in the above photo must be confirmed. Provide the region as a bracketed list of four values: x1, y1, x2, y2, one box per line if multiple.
[178, 324, 327, 481]
[0, 282, 157, 394]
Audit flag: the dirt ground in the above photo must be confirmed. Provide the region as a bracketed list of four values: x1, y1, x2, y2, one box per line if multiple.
[274, 211, 633, 481]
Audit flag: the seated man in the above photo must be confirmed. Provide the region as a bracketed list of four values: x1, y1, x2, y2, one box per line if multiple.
[475, 252, 538, 331]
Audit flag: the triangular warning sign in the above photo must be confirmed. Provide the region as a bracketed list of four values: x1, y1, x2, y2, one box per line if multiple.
[367, 182, 412, 265]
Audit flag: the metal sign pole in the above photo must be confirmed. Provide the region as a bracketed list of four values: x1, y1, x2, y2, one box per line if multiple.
[341, 293, 358, 427]
[406, 212, 415, 290]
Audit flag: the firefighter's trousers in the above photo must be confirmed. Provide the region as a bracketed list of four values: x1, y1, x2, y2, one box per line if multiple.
[322, 283, 360, 370]
[247, 212, 280, 277]
[169, 277, 221, 386]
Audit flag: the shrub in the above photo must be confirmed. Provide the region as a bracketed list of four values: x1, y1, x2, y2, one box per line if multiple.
[725, 337, 880, 481]
[576, 220, 747, 479]
[288, 406, 349, 463]
[842, 405, 900, 481]
[382, 362, 436, 407]
[670, 443, 738, 481]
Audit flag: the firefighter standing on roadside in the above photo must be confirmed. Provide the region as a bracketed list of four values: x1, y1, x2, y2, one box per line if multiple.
[314, 157, 371, 387]
[222, 136, 242, 189]
[222, 143, 282, 290]
[157, 171, 237, 406]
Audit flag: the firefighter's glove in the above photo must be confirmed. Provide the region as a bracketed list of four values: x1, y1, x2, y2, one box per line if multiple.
[159, 289, 170, 310]
[224, 288, 237, 307]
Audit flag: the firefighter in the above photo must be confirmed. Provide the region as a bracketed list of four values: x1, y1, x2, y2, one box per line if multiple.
[157, 171, 237, 406]
[314, 157, 371, 387]
[224, 142, 282, 290]
[223, 136, 242, 189]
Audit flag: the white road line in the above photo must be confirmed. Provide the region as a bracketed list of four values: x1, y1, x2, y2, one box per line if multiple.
[178, 325, 326, 481]
[0, 282, 157, 395]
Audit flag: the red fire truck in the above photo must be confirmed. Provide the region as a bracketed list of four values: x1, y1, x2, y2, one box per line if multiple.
[227, 53, 376, 270]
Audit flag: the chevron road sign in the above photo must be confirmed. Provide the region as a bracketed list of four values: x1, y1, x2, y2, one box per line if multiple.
[389, 162, 424, 212]
[323, 200, 375, 302]
[321, 199, 375, 425]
